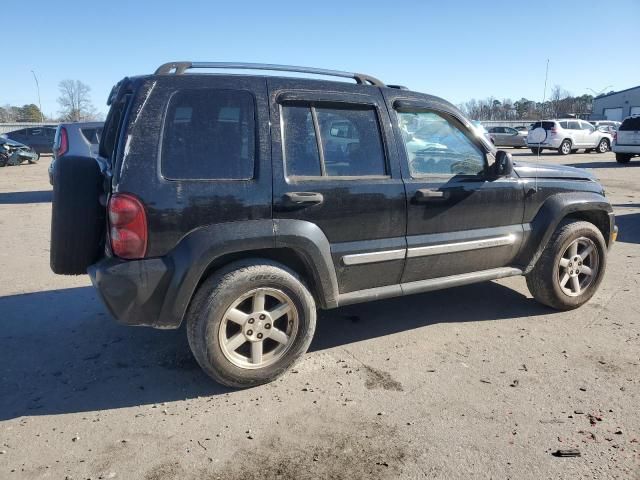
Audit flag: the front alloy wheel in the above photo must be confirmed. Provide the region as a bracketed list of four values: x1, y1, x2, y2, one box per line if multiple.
[557, 237, 599, 297]
[526, 220, 607, 310]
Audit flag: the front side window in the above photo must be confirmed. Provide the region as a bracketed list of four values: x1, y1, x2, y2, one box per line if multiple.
[281, 104, 386, 178]
[161, 89, 255, 180]
[581, 121, 594, 131]
[397, 111, 486, 177]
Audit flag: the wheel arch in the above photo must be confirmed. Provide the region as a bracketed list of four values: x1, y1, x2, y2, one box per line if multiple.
[157, 219, 339, 329]
[517, 192, 614, 274]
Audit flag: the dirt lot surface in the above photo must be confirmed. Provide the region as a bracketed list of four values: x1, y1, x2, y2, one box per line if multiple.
[1, 151, 638, 479]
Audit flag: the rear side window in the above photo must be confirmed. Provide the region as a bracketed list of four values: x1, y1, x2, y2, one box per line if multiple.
[531, 121, 556, 130]
[81, 128, 102, 145]
[620, 117, 640, 131]
[281, 104, 386, 178]
[161, 89, 255, 180]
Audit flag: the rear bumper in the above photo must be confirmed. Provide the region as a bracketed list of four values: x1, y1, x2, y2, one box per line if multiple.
[612, 144, 640, 154]
[527, 139, 562, 149]
[88, 256, 177, 328]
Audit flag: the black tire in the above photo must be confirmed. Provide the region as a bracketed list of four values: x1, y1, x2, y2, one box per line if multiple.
[28, 152, 40, 164]
[616, 153, 632, 164]
[530, 147, 543, 155]
[186, 259, 317, 388]
[50, 156, 105, 275]
[596, 138, 610, 153]
[558, 139, 572, 155]
[526, 220, 607, 310]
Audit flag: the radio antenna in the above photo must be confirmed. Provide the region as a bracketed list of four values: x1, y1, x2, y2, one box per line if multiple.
[536, 58, 550, 193]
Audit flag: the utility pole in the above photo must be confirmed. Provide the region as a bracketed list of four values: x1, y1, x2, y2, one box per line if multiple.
[30, 70, 45, 123]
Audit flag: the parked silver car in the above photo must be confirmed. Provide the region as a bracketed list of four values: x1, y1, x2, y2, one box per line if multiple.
[612, 114, 640, 164]
[48, 122, 104, 185]
[487, 126, 527, 148]
[526, 119, 612, 155]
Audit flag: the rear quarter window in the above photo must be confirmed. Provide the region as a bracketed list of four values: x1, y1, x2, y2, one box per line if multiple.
[161, 89, 256, 180]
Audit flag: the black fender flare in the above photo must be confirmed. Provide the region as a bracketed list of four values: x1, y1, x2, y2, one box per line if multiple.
[157, 219, 338, 327]
[517, 192, 613, 274]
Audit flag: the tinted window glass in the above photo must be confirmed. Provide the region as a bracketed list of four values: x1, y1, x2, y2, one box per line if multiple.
[397, 111, 485, 177]
[316, 107, 386, 177]
[531, 121, 556, 130]
[81, 128, 103, 144]
[568, 121, 581, 130]
[620, 117, 640, 131]
[559, 121, 569, 128]
[162, 89, 255, 180]
[581, 121, 594, 131]
[282, 105, 386, 177]
[282, 106, 321, 176]
[504, 127, 516, 134]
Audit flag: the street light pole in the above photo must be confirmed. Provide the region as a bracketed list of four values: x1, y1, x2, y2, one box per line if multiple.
[30, 70, 45, 124]
[586, 85, 613, 97]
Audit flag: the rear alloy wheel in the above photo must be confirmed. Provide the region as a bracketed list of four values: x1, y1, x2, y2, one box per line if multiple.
[558, 140, 572, 155]
[187, 260, 316, 387]
[526, 220, 606, 310]
[597, 138, 610, 153]
[616, 153, 632, 164]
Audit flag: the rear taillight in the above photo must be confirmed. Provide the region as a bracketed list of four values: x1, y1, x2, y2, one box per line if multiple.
[108, 193, 147, 259]
[613, 132, 617, 142]
[58, 127, 68, 156]
[550, 127, 558, 134]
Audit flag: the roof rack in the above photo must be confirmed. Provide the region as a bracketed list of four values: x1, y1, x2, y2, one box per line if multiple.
[154, 61, 386, 87]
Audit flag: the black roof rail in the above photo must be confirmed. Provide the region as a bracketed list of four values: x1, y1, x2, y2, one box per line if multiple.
[154, 61, 386, 87]
[387, 85, 409, 90]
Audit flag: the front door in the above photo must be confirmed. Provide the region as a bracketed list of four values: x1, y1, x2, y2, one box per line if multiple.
[268, 79, 407, 294]
[383, 95, 526, 283]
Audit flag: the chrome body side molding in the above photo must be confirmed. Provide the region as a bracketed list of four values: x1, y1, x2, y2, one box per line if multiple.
[342, 249, 406, 266]
[406, 234, 517, 258]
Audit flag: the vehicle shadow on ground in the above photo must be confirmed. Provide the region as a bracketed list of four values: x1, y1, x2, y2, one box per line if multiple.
[614, 212, 640, 245]
[0, 279, 550, 420]
[0, 190, 52, 204]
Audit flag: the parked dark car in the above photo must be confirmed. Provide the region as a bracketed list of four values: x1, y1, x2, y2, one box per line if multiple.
[50, 61, 617, 388]
[4, 126, 56, 155]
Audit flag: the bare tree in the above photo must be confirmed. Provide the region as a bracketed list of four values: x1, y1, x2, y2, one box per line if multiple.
[57, 80, 97, 121]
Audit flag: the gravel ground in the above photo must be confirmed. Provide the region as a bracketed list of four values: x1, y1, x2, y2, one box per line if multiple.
[0, 151, 638, 479]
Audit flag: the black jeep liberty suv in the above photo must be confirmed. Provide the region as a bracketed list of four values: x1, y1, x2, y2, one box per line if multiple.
[50, 62, 617, 387]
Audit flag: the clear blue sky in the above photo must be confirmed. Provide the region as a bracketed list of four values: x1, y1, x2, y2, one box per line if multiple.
[3, 0, 639, 118]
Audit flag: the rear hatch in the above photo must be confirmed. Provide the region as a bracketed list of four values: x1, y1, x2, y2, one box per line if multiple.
[616, 117, 640, 145]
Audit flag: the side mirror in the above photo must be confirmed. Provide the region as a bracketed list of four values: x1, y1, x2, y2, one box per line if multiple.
[493, 150, 513, 177]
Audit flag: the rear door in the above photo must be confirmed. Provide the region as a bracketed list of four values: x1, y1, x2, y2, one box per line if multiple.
[268, 78, 406, 294]
[383, 92, 526, 282]
[490, 127, 507, 146]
